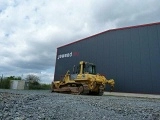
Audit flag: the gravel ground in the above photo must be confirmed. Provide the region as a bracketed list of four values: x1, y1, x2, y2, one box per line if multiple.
[0, 89, 160, 120]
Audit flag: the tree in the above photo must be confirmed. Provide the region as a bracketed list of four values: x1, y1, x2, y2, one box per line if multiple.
[25, 74, 41, 89]
[7, 76, 21, 80]
[25, 74, 40, 83]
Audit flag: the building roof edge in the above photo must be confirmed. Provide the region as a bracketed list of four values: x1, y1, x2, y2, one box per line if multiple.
[58, 22, 160, 49]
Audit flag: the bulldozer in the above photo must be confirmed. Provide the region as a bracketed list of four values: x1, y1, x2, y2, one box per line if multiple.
[51, 61, 115, 96]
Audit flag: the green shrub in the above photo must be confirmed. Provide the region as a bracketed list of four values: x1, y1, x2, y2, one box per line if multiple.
[28, 82, 51, 90]
[0, 79, 11, 89]
[0, 76, 22, 89]
[40, 84, 51, 90]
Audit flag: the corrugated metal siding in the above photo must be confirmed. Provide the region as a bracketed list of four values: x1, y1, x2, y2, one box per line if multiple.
[54, 23, 160, 94]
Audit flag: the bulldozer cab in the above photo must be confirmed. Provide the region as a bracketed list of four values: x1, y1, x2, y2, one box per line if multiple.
[82, 62, 96, 74]
[73, 61, 96, 75]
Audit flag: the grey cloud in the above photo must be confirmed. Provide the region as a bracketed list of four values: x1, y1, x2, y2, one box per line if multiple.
[0, 1, 8, 13]
[116, 6, 160, 27]
[90, 0, 160, 29]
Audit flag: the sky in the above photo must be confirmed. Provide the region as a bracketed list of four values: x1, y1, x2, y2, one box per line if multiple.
[0, 0, 160, 84]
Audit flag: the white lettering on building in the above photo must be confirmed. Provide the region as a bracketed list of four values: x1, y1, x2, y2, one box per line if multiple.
[57, 52, 72, 59]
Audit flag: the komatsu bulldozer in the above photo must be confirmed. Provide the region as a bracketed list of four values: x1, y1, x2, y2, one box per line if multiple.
[51, 61, 115, 96]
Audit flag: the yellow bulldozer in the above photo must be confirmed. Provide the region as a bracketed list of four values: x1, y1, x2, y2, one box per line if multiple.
[51, 61, 115, 96]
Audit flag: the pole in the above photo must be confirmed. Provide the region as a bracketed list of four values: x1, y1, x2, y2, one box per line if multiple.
[0, 74, 3, 88]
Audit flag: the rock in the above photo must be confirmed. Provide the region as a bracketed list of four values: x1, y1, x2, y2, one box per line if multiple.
[14, 117, 25, 120]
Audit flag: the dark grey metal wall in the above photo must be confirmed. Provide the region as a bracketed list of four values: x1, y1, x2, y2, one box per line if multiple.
[54, 23, 160, 94]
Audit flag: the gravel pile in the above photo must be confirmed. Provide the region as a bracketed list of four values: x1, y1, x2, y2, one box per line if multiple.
[0, 89, 160, 120]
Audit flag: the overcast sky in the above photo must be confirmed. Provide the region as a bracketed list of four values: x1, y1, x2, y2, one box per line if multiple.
[0, 0, 160, 83]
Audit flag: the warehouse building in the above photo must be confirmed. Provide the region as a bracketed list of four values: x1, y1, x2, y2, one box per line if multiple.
[54, 22, 160, 94]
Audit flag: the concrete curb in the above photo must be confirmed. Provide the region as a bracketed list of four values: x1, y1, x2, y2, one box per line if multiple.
[104, 92, 160, 99]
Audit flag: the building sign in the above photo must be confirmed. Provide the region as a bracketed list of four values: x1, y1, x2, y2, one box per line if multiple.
[57, 52, 79, 59]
